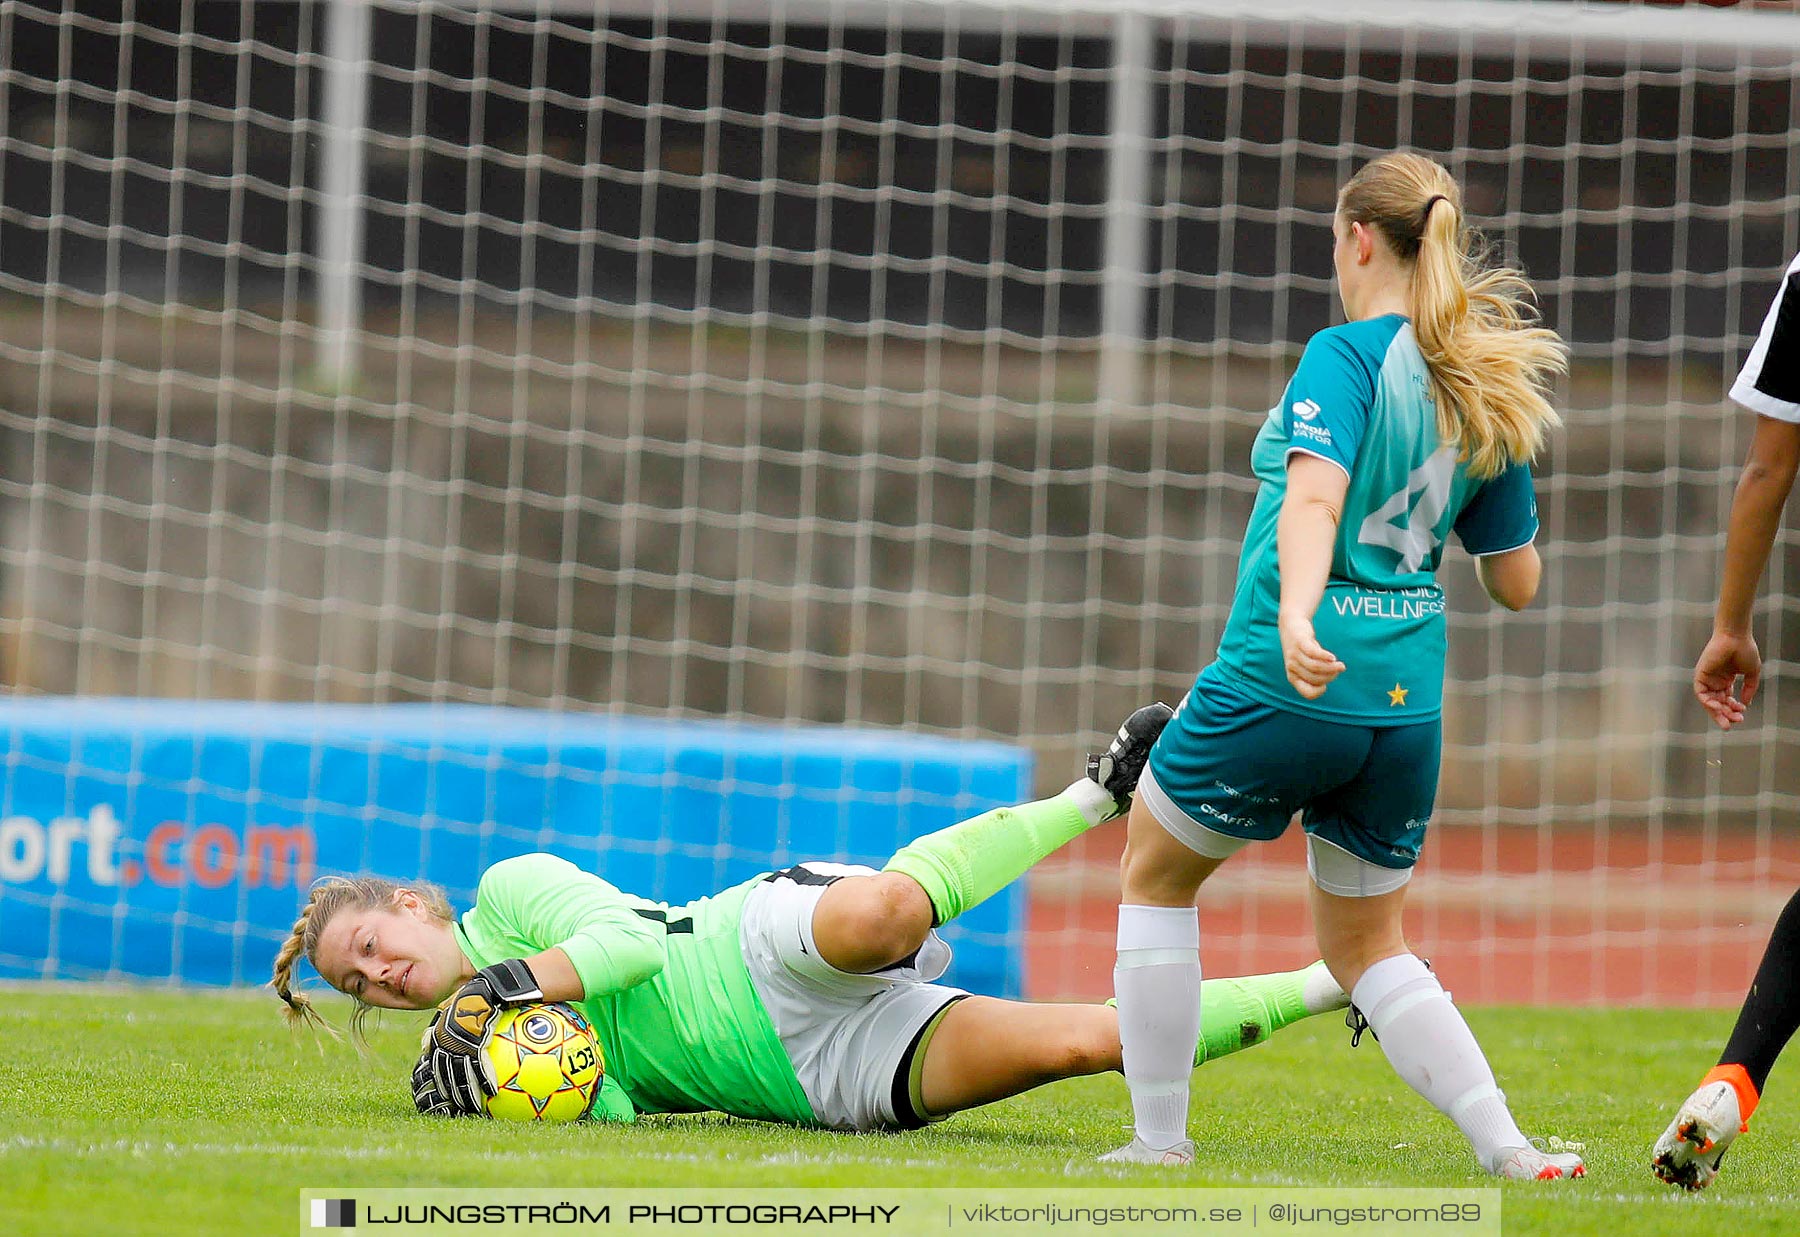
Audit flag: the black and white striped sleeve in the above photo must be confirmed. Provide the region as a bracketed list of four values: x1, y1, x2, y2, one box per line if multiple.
[1731, 249, 1800, 423]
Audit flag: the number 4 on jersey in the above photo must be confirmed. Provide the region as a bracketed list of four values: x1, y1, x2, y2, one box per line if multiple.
[1356, 445, 1458, 573]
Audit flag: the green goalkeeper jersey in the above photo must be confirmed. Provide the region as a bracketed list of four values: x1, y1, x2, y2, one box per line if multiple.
[453, 852, 814, 1125]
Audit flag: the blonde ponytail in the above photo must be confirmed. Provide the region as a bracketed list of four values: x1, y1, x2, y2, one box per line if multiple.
[269, 874, 454, 1044]
[1340, 153, 1566, 479]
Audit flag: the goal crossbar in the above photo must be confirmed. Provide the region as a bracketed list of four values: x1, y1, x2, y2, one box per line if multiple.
[423, 0, 1800, 67]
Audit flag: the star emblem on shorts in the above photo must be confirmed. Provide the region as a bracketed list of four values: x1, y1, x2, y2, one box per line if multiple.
[1388, 683, 1409, 707]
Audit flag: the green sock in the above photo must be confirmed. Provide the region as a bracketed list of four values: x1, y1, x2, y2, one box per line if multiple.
[1195, 974, 1299, 1065]
[1106, 964, 1324, 1067]
[882, 780, 1112, 925]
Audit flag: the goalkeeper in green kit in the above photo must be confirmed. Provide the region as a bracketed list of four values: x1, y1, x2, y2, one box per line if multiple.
[272, 705, 1349, 1130]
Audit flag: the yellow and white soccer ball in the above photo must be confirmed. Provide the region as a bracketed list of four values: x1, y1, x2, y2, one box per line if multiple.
[478, 1002, 603, 1123]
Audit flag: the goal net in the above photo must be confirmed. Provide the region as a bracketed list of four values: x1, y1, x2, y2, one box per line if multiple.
[1, 0, 1796, 1005]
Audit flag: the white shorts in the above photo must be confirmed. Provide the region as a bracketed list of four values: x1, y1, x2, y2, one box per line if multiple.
[739, 862, 967, 1131]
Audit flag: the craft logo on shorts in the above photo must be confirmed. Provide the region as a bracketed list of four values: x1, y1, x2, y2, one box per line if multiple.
[310, 1198, 356, 1229]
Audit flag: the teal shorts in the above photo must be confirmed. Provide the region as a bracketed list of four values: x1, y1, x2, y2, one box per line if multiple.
[1145, 663, 1441, 870]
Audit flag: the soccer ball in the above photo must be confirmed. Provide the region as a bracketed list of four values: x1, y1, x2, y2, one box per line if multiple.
[478, 1002, 603, 1123]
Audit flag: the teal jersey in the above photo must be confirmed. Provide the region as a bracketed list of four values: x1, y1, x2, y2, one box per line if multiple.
[454, 853, 814, 1125]
[1213, 314, 1539, 724]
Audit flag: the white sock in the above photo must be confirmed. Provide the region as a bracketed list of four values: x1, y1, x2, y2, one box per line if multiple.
[1351, 954, 1528, 1171]
[1300, 960, 1349, 1015]
[1114, 904, 1200, 1150]
[1063, 777, 1119, 829]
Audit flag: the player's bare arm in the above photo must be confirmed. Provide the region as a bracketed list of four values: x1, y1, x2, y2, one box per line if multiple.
[1696, 415, 1800, 729]
[1474, 544, 1540, 611]
[1277, 454, 1349, 699]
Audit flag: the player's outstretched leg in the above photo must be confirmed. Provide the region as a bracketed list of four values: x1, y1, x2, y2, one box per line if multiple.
[915, 962, 1342, 1146]
[1192, 961, 1347, 1063]
[1652, 1067, 1754, 1191]
[882, 702, 1174, 927]
[1107, 959, 1347, 1065]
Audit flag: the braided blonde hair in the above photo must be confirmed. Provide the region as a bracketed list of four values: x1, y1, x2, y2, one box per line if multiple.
[270, 875, 454, 1043]
[1338, 152, 1566, 479]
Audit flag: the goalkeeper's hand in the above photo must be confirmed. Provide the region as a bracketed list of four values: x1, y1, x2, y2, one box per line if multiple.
[411, 1008, 489, 1117]
[431, 959, 544, 1057]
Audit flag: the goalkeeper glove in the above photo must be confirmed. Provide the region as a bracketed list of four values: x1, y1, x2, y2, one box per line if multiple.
[411, 1008, 488, 1117]
[431, 958, 544, 1057]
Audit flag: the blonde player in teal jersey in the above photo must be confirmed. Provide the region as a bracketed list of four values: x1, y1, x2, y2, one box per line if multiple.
[1105, 153, 1581, 1179]
[270, 706, 1351, 1132]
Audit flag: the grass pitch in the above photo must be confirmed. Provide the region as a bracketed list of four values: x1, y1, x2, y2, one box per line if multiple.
[2, 986, 1795, 1236]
